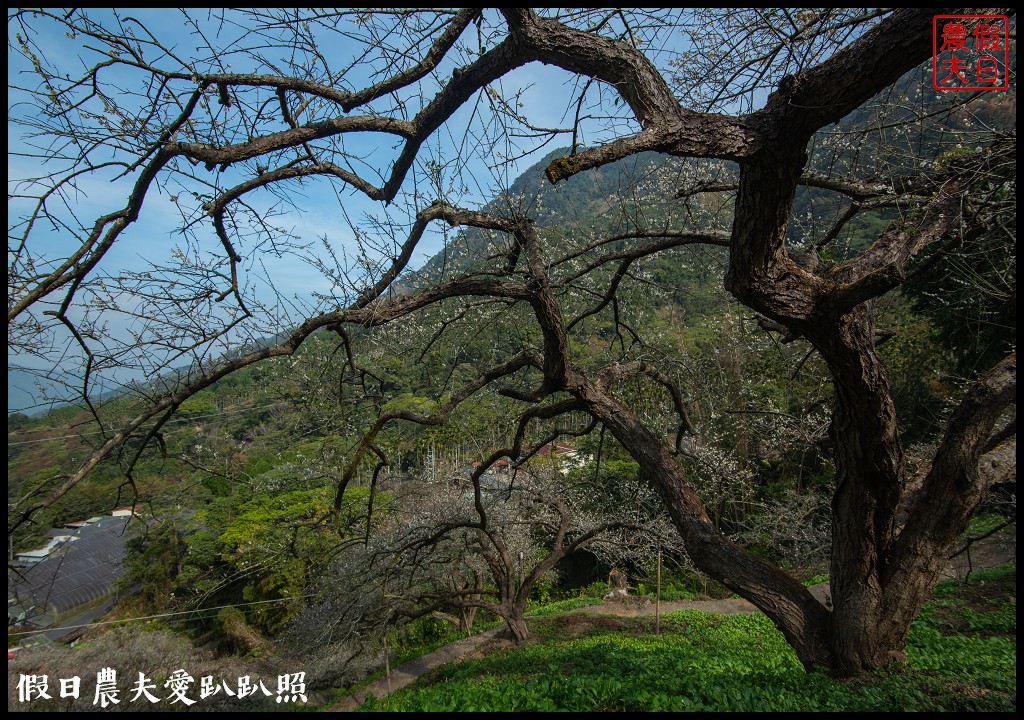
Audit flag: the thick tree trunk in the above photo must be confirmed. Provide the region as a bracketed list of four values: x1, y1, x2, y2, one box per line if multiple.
[723, 146, 1015, 674]
[810, 306, 909, 674]
[526, 64, 1013, 671]
[571, 343, 1013, 676]
[503, 604, 531, 644]
[719, 130, 917, 675]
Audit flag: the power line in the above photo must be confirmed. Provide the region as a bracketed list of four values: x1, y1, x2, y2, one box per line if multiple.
[9, 594, 318, 639]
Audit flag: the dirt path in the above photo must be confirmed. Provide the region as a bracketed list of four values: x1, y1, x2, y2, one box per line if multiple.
[325, 531, 1014, 711]
[326, 627, 506, 711]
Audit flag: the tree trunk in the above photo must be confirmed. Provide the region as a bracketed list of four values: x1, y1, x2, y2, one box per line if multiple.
[806, 306, 907, 674]
[568, 368, 833, 669]
[568, 339, 1014, 676]
[722, 144, 1016, 674]
[504, 607, 531, 644]
[460, 607, 478, 635]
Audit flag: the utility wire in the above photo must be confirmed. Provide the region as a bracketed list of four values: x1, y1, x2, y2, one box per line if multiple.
[9, 593, 318, 639]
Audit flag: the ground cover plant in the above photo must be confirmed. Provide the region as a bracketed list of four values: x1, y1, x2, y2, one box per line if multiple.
[356, 565, 1016, 712]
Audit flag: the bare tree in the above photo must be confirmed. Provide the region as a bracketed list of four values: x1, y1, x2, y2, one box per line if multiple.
[314, 459, 668, 644]
[7, 8, 1016, 675]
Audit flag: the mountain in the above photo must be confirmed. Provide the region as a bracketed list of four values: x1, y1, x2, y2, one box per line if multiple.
[414, 149, 673, 282]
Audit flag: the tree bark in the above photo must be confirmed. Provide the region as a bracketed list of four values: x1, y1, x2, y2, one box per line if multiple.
[812, 306, 908, 674]
[504, 610, 532, 645]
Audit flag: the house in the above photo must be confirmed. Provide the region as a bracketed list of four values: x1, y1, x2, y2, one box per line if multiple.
[534, 442, 590, 473]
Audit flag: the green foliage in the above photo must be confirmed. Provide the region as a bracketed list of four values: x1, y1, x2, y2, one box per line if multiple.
[526, 597, 603, 616]
[177, 393, 219, 418]
[932, 564, 1015, 596]
[7, 412, 30, 431]
[217, 487, 333, 554]
[242, 452, 278, 478]
[966, 512, 1011, 536]
[658, 587, 700, 602]
[390, 616, 461, 664]
[354, 563, 1015, 713]
[635, 567, 723, 601]
[359, 597, 1016, 713]
[121, 520, 185, 608]
[576, 580, 612, 599]
[906, 624, 1015, 679]
[381, 392, 436, 415]
[916, 565, 1016, 641]
[214, 486, 384, 634]
[958, 602, 1016, 633]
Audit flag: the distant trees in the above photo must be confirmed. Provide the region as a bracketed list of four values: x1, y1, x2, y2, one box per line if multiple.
[8, 8, 1015, 676]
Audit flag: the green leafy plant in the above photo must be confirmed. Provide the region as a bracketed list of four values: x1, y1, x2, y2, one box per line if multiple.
[355, 565, 1015, 713]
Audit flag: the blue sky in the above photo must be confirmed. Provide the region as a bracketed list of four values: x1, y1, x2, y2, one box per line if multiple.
[7, 9, 627, 414]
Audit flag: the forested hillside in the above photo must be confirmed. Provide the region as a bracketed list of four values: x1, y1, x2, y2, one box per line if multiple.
[9, 116, 1013, 657]
[8, 7, 1015, 699]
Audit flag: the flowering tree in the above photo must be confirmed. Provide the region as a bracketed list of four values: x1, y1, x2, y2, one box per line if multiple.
[305, 458, 671, 645]
[7, 8, 1015, 675]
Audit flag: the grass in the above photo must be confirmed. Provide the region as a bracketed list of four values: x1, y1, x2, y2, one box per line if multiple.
[354, 565, 1016, 712]
[526, 596, 603, 616]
